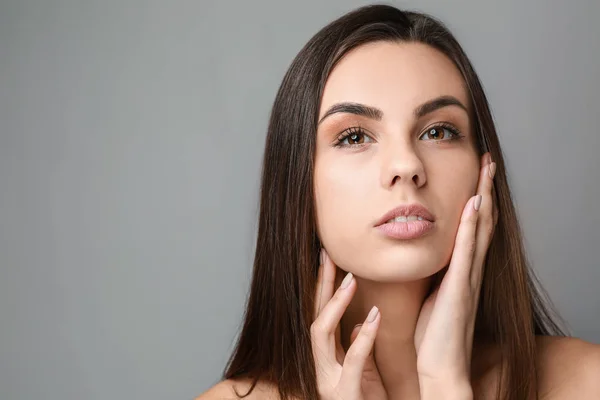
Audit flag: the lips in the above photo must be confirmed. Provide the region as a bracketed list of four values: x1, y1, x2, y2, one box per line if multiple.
[376, 218, 435, 240]
[374, 203, 435, 227]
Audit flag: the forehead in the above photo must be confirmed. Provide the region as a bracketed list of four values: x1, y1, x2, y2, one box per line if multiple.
[319, 41, 469, 120]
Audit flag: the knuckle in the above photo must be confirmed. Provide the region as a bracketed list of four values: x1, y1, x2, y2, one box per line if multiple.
[310, 321, 323, 336]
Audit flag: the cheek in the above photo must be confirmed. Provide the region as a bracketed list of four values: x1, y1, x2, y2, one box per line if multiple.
[314, 162, 373, 247]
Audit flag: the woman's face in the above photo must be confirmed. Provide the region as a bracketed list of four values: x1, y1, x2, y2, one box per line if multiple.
[314, 41, 480, 282]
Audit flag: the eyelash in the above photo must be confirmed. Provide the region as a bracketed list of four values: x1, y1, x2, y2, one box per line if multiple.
[333, 122, 465, 148]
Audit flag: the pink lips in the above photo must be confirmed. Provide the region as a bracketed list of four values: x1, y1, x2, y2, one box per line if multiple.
[376, 219, 434, 239]
[374, 203, 435, 240]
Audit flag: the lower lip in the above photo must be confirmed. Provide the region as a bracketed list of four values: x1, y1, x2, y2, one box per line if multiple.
[376, 220, 435, 240]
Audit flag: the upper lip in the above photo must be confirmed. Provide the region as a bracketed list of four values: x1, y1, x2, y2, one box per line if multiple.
[375, 203, 435, 226]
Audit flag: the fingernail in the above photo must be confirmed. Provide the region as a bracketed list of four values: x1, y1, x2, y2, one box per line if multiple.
[474, 194, 482, 211]
[366, 306, 379, 323]
[340, 272, 353, 289]
[488, 162, 496, 180]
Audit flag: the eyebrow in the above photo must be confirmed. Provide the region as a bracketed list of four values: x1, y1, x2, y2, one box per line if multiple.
[317, 95, 469, 125]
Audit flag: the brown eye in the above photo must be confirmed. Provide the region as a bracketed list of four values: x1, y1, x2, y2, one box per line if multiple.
[334, 126, 374, 147]
[348, 132, 364, 144]
[419, 124, 462, 142]
[425, 127, 443, 140]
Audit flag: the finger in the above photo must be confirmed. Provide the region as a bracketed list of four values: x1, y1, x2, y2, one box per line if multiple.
[445, 193, 481, 291]
[350, 324, 362, 344]
[486, 154, 498, 227]
[320, 249, 337, 317]
[311, 271, 356, 365]
[340, 306, 381, 391]
[471, 154, 497, 289]
[350, 323, 382, 381]
[314, 252, 346, 364]
[314, 249, 336, 320]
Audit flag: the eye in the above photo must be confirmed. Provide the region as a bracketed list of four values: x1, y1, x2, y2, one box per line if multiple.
[419, 123, 463, 142]
[333, 123, 464, 148]
[334, 126, 374, 147]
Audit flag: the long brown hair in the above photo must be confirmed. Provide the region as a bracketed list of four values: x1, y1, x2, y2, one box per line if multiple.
[221, 4, 568, 399]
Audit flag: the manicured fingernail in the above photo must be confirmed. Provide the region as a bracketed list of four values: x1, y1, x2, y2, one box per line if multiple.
[488, 162, 496, 180]
[341, 272, 353, 289]
[474, 194, 483, 211]
[366, 306, 379, 323]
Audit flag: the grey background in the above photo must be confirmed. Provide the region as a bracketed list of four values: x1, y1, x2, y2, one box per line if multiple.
[1, 0, 598, 399]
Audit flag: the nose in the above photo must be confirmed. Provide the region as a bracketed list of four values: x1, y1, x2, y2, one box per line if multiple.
[380, 140, 426, 189]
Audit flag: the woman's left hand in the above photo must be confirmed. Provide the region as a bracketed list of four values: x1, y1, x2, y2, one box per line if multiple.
[414, 152, 498, 399]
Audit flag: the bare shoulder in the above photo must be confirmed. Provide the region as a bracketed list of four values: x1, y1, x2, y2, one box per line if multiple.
[536, 335, 600, 399]
[196, 378, 281, 400]
[471, 335, 600, 399]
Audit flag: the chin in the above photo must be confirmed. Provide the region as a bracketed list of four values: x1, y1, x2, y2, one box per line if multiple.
[351, 250, 446, 282]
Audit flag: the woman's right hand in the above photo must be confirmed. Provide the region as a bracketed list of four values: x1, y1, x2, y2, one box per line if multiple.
[311, 249, 388, 400]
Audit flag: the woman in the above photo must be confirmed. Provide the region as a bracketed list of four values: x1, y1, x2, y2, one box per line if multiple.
[199, 4, 599, 399]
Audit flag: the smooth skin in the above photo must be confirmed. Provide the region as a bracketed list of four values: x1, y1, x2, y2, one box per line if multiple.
[311, 155, 496, 399]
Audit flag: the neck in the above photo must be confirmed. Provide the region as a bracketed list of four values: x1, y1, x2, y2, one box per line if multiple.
[336, 267, 433, 400]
